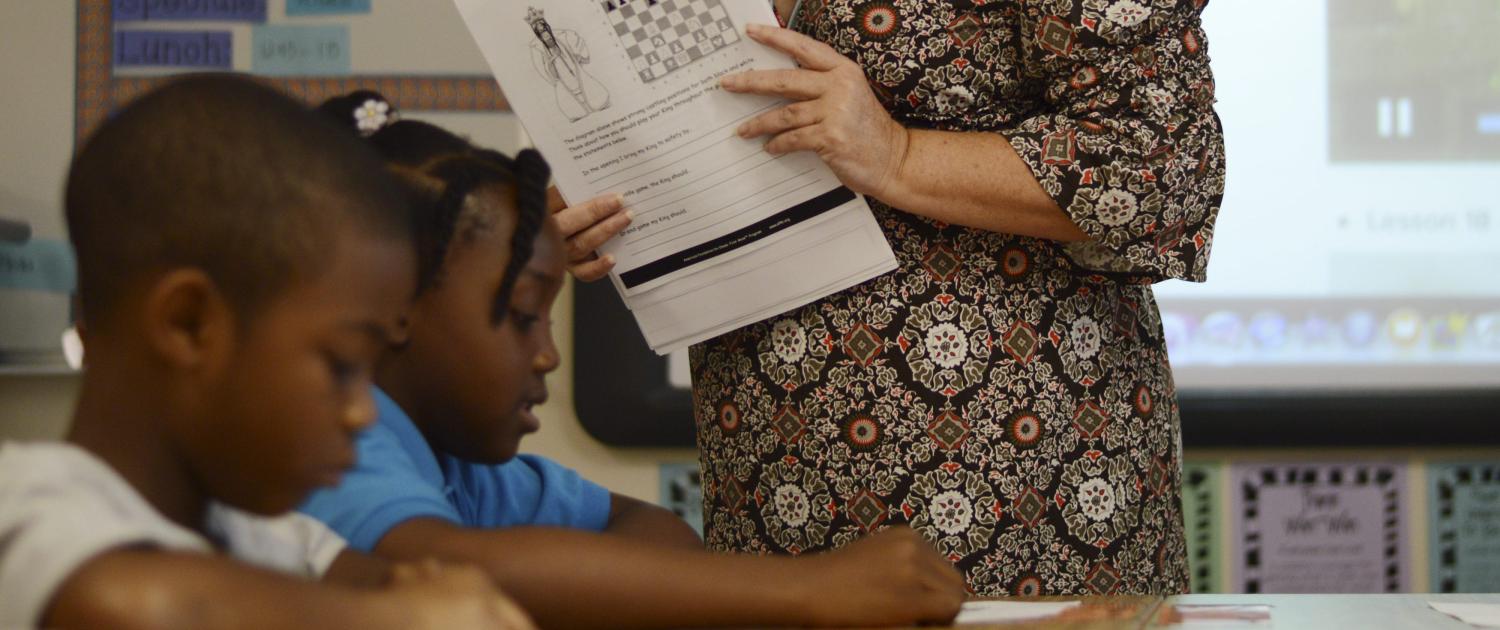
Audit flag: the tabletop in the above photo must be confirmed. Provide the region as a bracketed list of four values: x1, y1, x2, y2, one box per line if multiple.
[898, 593, 1500, 630]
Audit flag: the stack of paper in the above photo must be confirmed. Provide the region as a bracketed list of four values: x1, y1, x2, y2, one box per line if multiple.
[1165, 604, 1272, 626]
[453, 0, 896, 353]
[1430, 602, 1500, 628]
[955, 600, 1081, 625]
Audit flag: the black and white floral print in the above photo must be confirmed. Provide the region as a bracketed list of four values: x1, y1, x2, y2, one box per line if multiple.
[693, 0, 1224, 596]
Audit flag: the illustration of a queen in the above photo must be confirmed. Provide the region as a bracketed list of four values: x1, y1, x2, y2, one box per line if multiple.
[526, 6, 610, 122]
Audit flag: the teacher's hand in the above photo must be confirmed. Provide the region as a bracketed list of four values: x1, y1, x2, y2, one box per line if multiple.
[547, 187, 631, 282]
[721, 24, 909, 200]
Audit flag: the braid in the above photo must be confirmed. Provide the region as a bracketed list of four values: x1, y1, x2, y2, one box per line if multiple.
[415, 163, 481, 294]
[422, 149, 548, 323]
[472, 148, 515, 171]
[318, 90, 556, 323]
[494, 148, 551, 325]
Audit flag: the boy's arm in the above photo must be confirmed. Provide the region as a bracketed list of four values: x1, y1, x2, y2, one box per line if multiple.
[323, 547, 395, 588]
[603, 492, 702, 550]
[377, 518, 965, 629]
[44, 548, 528, 630]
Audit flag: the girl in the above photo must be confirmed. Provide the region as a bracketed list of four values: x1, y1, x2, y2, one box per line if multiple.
[301, 92, 966, 629]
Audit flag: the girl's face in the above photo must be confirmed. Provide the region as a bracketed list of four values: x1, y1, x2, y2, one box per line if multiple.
[388, 186, 565, 463]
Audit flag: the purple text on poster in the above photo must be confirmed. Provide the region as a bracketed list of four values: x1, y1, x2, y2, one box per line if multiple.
[113, 0, 267, 22]
[114, 30, 232, 69]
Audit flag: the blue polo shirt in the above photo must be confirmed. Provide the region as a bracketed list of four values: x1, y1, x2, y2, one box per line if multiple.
[299, 388, 611, 552]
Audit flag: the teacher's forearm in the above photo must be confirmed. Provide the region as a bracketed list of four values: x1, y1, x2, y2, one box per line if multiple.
[877, 128, 1089, 242]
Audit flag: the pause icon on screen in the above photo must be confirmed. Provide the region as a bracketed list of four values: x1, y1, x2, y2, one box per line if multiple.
[1376, 97, 1412, 138]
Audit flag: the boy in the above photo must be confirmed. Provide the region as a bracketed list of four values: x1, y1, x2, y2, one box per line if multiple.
[0, 75, 528, 630]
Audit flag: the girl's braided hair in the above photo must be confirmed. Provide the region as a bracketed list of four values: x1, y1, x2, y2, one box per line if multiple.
[318, 91, 551, 323]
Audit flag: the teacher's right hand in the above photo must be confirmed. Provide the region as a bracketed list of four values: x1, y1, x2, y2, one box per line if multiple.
[721, 24, 908, 202]
[547, 188, 632, 282]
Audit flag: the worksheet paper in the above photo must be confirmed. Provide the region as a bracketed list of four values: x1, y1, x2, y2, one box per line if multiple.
[1429, 602, 1500, 628]
[955, 601, 1080, 625]
[452, 0, 896, 353]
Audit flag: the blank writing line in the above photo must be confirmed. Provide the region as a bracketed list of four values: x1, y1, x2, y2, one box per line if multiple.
[627, 148, 768, 210]
[629, 174, 822, 256]
[625, 168, 815, 248]
[630, 152, 781, 220]
[586, 102, 778, 188]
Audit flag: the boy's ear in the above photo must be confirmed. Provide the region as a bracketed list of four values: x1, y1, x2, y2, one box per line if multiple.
[141, 269, 237, 369]
[389, 313, 412, 348]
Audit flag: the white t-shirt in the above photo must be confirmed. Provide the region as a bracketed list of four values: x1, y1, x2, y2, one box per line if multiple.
[0, 442, 348, 628]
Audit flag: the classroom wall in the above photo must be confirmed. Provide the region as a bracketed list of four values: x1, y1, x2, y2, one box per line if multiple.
[2, 1, 1496, 595]
[0, 1, 684, 503]
[0, 1, 84, 440]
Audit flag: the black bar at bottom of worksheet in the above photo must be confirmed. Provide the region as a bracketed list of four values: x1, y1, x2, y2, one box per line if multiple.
[618, 185, 857, 289]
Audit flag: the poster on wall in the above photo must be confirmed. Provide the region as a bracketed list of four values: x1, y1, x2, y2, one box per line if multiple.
[660, 462, 704, 537]
[1231, 461, 1408, 593]
[1182, 461, 1223, 594]
[1429, 462, 1500, 593]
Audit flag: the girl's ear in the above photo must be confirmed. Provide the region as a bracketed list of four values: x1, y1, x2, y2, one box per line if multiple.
[140, 269, 237, 371]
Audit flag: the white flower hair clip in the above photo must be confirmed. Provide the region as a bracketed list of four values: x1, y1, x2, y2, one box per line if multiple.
[353, 98, 397, 136]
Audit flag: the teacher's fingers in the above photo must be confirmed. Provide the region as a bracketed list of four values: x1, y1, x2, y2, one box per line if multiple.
[546, 186, 566, 214]
[552, 193, 626, 238]
[720, 68, 824, 100]
[569, 255, 616, 283]
[564, 209, 632, 261]
[737, 101, 821, 139]
[745, 23, 845, 72]
[764, 125, 830, 157]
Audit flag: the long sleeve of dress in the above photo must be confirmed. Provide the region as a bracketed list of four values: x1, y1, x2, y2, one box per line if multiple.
[1001, 0, 1226, 283]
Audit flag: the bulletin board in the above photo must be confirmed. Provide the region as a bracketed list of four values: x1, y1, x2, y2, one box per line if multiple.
[0, 0, 515, 369]
[75, 0, 509, 147]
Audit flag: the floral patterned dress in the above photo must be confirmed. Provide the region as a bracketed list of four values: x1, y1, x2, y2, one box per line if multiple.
[690, 0, 1224, 596]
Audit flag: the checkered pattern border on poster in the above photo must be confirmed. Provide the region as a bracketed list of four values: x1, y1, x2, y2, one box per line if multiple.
[1235, 462, 1405, 593]
[1430, 462, 1500, 593]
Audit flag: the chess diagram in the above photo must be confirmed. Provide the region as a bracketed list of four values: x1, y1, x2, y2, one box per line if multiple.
[603, 0, 740, 84]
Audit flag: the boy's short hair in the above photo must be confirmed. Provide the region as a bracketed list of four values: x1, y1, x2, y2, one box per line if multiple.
[65, 74, 410, 327]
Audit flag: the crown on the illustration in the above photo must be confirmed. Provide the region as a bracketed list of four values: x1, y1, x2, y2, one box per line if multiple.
[525, 7, 545, 27]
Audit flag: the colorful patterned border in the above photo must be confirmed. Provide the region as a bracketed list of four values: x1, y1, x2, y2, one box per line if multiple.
[75, 0, 507, 146]
[1430, 462, 1500, 593]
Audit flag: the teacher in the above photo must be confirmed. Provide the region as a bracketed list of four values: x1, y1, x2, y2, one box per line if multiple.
[692, 0, 1225, 595]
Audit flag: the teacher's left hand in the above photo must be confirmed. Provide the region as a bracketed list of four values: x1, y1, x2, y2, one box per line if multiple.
[547, 187, 631, 282]
[721, 23, 909, 200]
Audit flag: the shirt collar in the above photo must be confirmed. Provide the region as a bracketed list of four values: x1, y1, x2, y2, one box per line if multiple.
[370, 386, 448, 490]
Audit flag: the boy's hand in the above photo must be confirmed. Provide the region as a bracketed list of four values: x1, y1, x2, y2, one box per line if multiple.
[547, 187, 631, 282]
[798, 526, 965, 626]
[389, 559, 536, 630]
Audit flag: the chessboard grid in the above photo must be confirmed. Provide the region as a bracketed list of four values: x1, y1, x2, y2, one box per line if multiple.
[606, 0, 739, 83]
